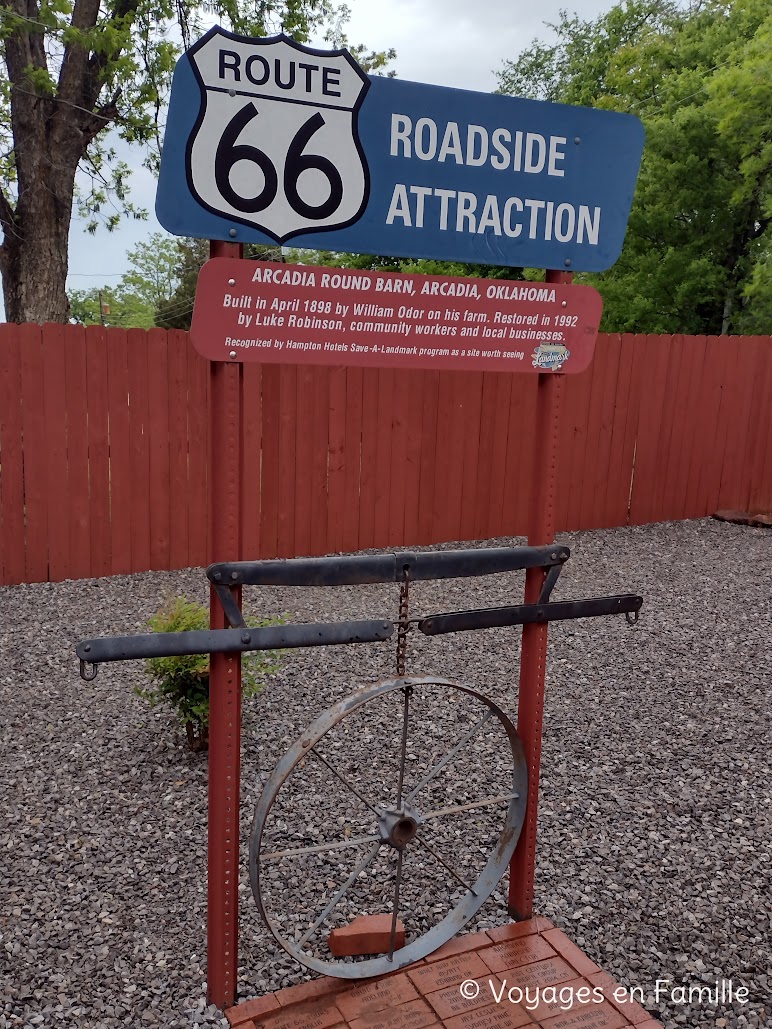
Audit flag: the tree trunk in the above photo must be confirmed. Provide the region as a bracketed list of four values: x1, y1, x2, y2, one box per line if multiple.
[720, 289, 733, 335]
[1, 196, 72, 323]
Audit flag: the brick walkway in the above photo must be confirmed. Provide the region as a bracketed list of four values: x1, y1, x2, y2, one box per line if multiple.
[225, 918, 662, 1029]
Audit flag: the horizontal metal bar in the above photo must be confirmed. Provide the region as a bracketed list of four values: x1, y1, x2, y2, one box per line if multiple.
[417, 595, 643, 635]
[208, 554, 398, 586]
[207, 545, 570, 587]
[76, 620, 394, 664]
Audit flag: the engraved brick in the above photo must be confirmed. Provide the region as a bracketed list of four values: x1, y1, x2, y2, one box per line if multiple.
[442, 999, 532, 1028]
[253, 996, 342, 1029]
[335, 973, 419, 1022]
[540, 1001, 628, 1029]
[406, 951, 489, 994]
[486, 916, 554, 944]
[588, 971, 652, 1024]
[275, 977, 348, 1007]
[424, 931, 492, 963]
[480, 933, 558, 973]
[495, 955, 576, 991]
[519, 977, 596, 1022]
[347, 997, 438, 1029]
[634, 1021, 665, 1028]
[424, 975, 502, 1021]
[226, 995, 280, 1025]
[541, 929, 601, 977]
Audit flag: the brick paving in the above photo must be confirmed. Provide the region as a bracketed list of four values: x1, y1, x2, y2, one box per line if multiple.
[225, 919, 662, 1029]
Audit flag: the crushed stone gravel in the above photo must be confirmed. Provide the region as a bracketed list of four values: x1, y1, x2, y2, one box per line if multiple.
[0, 519, 769, 1028]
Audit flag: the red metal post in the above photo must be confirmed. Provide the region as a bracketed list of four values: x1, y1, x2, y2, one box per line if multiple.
[508, 269, 571, 919]
[207, 240, 244, 1008]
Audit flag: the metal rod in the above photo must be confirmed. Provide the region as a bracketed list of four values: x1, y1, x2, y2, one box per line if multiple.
[406, 710, 492, 804]
[423, 793, 518, 820]
[263, 834, 380, 862]
[297, 840, 382, 949]
[415, 834, 477, 896]
[395, 685, 412, 809]
[388, 849, 404, 960]
[307, 748, 381, 816]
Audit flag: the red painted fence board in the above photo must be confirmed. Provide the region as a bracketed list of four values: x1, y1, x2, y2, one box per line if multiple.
[0, 326, 770, 585]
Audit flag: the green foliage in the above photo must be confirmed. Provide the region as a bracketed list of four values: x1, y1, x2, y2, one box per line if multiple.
[496, 0, 772, 335]
[68, 232, 184, 327]
[136, 596, 281, 748]
[287, 248, 525, 282]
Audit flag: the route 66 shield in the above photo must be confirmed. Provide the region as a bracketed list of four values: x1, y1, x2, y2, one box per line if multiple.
[185, 28, 370, 243]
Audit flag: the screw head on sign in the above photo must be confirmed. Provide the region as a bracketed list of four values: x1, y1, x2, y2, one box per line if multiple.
[574, 136, 581, 144]
[231, 572, 238, 580]
[564, 259, 572, 267]
[561, 301, 567, 307]
[229, 351, 237, 359]
[229, 228, 237, 237]
[228, 278, 235, 286]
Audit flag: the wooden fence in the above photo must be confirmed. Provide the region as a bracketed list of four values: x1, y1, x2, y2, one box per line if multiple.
[1, 324, 770, 586]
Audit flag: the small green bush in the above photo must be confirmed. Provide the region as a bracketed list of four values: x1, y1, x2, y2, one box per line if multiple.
[136, 596, 281, 751]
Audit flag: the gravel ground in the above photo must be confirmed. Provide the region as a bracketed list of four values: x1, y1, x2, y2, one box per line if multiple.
[1, 519, 770, 1029]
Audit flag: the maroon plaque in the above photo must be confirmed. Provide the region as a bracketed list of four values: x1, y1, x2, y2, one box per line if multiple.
[191, 258, 602, 373]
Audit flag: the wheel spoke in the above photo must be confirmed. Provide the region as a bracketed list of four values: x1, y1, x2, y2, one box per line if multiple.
[388, 849, 404, 961]
[395, 684, 412, 809]
[415, 833, 477, 896]
[299, 839, 382, 949]
[423, 792, 517, 820]
[406, 710, 493, 804]
[307, 747, 381, 816]
[263, 834, 380, 862]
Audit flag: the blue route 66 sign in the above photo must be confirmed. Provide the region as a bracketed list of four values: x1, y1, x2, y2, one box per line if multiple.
[156, 26, 645, 271]
[182, 30, 370, 241]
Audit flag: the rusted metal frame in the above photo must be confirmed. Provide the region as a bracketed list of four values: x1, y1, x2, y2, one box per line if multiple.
[207, 238, 244, 1011]
[417, 594, 643, 636]
[207, 543, 570, 587]
[508, 267, 571, 920]
[75, 620, 395, 666]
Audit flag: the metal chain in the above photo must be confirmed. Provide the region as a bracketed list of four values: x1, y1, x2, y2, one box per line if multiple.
[396, 568, 410, 677]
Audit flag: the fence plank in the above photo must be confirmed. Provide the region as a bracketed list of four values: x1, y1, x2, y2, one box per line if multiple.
[342, 367, 363, 553]
[747, 338, 772, 513]
[561, 363, 594, 531]
[259, 364, 281, 558]
[242, 362, 263, 559]
[310, 366, 329, 556]
[43, 323, 70, 581]
[402, 371, 424, 546]
[358, 368, 380, 550]
[147, 328, 171, 571]
[327, 366, 347, 555]
[671, 336, 708, 522]
[62, 325, 91, 580]
[628, 335, 671, 525]
[127, 328, 151, 573]
[690, 336, 729, 519]
[386, 369, 410, 548]
[501, 376, 537, 537]
[598, 333, 637, 528]
[293, 365, 314, 557]
[167, 330, 191, 569]
[416, 370, 440, 544]
[459, 371, 484, 543]
[580, 334, 620, 530]
[277, 365, 298, 556]
[0, 325, 25, 585]
[187, 349, 209, 566]
[373, 369, 395, 548]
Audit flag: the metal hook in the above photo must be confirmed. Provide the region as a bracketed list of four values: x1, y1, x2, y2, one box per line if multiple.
[79, 659, 98, 681]
[625, 610, 639, 626]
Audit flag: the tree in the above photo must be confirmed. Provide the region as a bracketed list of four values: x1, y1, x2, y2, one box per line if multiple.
[68, 230, 181, 326]
[0, 1, 393, 324]
[497, 0, 772, 334]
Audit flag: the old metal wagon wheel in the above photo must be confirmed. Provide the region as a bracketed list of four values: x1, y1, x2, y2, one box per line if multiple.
[249, 675, 528, 979]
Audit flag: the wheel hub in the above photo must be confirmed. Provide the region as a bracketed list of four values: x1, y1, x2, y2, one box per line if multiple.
[377, 804, 423, 850]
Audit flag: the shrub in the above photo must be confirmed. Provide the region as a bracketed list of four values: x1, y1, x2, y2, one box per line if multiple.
[136, 596, 281, 751]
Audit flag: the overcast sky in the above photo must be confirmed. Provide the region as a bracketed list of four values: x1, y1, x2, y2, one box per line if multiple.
[64, 0, 620, 295]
